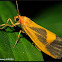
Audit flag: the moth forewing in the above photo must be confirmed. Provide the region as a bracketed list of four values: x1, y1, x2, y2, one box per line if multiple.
[21, 17, 62, 59]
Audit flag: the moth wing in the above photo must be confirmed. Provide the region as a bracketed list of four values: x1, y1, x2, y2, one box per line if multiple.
[22, 25, 62, 59]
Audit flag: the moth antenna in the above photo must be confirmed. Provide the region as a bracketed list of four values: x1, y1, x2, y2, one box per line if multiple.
[16, 0, 19, 17]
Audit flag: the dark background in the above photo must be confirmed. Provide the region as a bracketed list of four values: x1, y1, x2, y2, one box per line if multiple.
[11, 1, 62, 61]
[11, 1, 60, 18]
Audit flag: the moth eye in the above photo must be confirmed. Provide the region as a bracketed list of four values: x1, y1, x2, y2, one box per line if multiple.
[16, 18, 19, 21]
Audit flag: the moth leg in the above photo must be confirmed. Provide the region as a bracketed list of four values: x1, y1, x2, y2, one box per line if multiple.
[32, 42, 34, 45]
[6, 18, 15, 25]
[0, 18, 20, 29]
[0, 25, 6, 29]
[21, 30, 25, 33]
[0, 18, 10, 27]
[7, 18, 20, 26]
[0, 18, 14, 29]
[13, 30, 22, 48]
[0, 24, 5, 26]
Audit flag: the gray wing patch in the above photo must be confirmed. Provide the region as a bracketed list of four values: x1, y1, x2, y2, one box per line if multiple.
[46, 36, 62, 59]
[29, 27, 47, 38]
[35, 33, 47, 44]
[29, 27, 47, 44]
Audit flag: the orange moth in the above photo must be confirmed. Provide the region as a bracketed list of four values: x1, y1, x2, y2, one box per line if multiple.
[0, 0, 62, 59]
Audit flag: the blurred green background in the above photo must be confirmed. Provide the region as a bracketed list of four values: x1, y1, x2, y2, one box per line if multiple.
[0, 1, 62, 61]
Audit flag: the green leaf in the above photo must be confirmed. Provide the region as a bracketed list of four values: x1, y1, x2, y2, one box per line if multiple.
[0, 1, 44, 61]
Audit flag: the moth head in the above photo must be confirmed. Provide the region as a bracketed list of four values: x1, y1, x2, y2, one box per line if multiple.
[14, 15, 32, 25]
[14, 14, 20, 22]
[14, 14, 25, 24]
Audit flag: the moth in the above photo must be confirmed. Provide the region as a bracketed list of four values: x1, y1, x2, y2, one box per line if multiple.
[0, 0, 62, 59]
